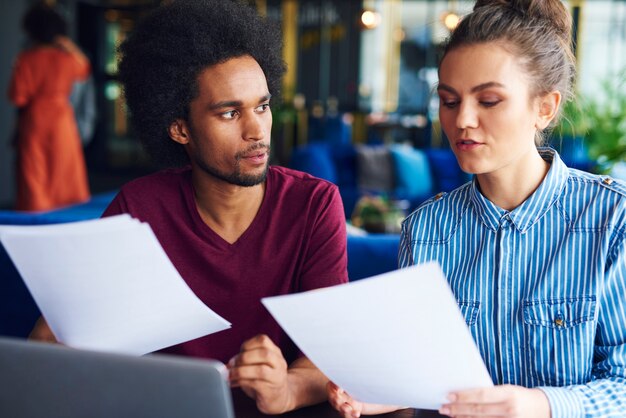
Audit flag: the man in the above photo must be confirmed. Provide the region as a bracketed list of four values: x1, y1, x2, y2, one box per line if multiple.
[31, 0, 348, 413]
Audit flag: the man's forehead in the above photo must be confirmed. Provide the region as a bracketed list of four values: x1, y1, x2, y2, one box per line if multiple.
[193, 58, 269, 105]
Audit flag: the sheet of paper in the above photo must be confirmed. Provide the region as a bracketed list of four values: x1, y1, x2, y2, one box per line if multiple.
[262, 262, 493, 410]
[0, 215, 231, 355]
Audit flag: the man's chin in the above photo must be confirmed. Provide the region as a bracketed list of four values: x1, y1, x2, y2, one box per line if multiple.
[233, 170, 268, 187]
[195, 160, 269, 187]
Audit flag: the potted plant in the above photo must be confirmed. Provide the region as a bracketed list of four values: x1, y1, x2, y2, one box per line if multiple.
[351, 195, 405, 234]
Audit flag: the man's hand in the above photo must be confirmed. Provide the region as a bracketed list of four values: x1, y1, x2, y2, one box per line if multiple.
[228, 334, 326, 414]
[29, 317, 58, 343]
[439, 385, 551, 418]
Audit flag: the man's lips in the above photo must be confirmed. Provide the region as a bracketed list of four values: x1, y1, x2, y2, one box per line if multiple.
[239, 149, 269, 164]
[241, 150, 268, 159]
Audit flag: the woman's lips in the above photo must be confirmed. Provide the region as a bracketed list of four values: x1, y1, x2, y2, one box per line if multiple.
[455, 139, 482, 151]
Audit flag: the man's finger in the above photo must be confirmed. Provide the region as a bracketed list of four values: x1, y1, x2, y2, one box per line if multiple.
[239, 334, 279, 352]
[231, 346, 284, 368]
[229, 364, 279, 384]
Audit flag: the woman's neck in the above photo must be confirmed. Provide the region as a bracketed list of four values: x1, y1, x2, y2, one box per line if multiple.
[476, 148, 550, 211]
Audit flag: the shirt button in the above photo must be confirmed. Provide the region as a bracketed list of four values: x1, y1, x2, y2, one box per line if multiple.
[434, 192, 444, 201]
[602, 177, 614, 186]
[554, 318, 564, 327]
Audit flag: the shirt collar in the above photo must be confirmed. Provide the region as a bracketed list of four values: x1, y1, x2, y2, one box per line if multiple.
[470, 148, 568, 233]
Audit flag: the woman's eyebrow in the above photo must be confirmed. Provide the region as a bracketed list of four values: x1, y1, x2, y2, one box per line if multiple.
[437, 81, 506, 95]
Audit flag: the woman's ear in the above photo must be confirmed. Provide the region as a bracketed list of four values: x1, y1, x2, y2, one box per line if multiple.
[168, 119, 190, 145]
[535, 90, 562, 130]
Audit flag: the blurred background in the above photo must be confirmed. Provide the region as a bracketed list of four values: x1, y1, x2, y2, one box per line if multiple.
[1, 0, 625, 214]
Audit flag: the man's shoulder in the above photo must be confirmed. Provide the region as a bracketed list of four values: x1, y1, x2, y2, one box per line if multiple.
[266, 166, 342, 217]
[268, 165, 338, 194]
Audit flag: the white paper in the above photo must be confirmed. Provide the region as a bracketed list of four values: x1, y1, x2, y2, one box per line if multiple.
[0, 215, 231, 355]
[262, 262, 493, 410]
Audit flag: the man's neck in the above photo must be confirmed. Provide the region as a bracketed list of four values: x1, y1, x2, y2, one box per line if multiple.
[191, 170, 266, 244]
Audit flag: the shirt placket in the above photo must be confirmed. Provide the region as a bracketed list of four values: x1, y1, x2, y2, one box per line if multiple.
[494, 213, 515, 384]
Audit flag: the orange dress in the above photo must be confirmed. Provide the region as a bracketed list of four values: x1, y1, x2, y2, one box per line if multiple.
[8, 47, 91, 211]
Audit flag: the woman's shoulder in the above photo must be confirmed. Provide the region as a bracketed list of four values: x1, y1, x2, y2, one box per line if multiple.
[562, 168, 626, 233]
[402, 182, 473, 235]
[565, 168, 626, 200]
[407, 182, 473, 217]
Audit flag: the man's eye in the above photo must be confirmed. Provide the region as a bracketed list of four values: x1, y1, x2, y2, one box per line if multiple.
[221, 110, 238, 119]
[256, 103, 270, 112]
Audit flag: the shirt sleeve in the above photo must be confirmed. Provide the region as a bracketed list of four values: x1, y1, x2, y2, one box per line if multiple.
[540, 228, 626, 417]
[398, 221, 414, 268]
[7, 56, 35, 108]
[298, 184, 348, 291]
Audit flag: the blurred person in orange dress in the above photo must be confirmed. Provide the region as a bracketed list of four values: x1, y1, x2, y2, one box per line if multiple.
[8, 2, 91, 211]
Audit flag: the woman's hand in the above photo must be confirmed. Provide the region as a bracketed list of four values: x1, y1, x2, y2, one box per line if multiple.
[439, 384, 551, 418]
[29, 317, 58, 343]
[327, 381, 403, 418]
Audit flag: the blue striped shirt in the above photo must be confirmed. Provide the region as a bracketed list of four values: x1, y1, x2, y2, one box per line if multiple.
[399, 149, 626, 417]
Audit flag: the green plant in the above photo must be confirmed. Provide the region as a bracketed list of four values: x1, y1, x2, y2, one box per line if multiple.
[554, 70, 626, 173]
[351, 195, 405, 233]
[553, 99, 589, 139]
[583, 70, 626, 172]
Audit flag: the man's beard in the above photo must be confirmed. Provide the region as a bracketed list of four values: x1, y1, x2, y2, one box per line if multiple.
[194, 145, 270, 187]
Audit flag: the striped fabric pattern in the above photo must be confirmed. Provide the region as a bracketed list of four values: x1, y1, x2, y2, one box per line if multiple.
[399, 149, 626, 417]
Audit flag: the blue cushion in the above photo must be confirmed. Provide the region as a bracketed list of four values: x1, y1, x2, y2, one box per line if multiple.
[0, 192, 117, 225]
[347, 233, 400, 281]
[390, 145, 433, 200]
[424, 148, 471, 192]
[331, 143, 358, 188]
[289, 143, 338, 184]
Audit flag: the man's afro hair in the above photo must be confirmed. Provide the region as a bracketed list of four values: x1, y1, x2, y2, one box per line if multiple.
[118, 0, 286, 167]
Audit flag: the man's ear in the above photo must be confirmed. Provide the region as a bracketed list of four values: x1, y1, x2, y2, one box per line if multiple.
[535, 90, 562, 130]
[168, 119, 190, 145]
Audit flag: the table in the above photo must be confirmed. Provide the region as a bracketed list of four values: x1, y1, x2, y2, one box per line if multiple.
[232, 389, 445, 418]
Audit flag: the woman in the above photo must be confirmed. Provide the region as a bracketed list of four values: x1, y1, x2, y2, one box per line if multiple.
[8, 2, 91, 211]
[329, 0, 625, 417]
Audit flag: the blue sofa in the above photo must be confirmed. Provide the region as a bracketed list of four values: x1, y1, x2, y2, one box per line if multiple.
[0, 192, 401, 338]
[290, 143, 470, 217]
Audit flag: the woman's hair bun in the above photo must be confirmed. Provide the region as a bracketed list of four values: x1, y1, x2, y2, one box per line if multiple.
[473, 0, 572, 39]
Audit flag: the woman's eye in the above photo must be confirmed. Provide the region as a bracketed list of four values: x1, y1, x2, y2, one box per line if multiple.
[480, 100, 501, 108]
[441, 99, 458, 108]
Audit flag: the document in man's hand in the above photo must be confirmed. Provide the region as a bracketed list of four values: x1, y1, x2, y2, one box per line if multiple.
[0, 214, 230, 355]
[262, 262, 493, 410]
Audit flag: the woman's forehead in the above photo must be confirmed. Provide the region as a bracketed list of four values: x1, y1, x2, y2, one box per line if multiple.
[439, 43, 529, 90]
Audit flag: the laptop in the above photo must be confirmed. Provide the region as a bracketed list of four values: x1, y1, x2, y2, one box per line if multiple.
[0, 337, 235, 418]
